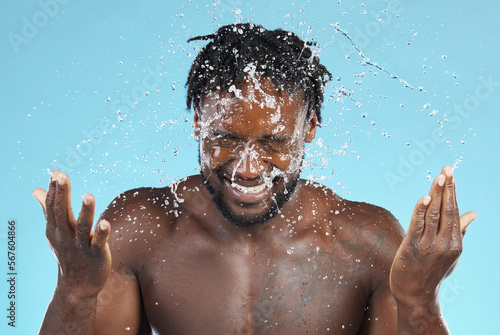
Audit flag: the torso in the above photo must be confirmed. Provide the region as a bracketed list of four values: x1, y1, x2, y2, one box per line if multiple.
[108, 176, 403, 334]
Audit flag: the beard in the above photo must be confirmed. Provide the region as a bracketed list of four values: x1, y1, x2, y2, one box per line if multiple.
[200, 166, 300, 228]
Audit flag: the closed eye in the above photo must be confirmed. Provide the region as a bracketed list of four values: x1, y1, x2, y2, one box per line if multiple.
[210, 131, 241, 146]
[260, 136, 293, 150]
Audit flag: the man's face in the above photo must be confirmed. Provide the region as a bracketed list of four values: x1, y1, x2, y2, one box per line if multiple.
[195, 77, 317, 227]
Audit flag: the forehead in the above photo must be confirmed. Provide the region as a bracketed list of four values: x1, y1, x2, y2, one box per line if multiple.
[199, 77, 306, 135]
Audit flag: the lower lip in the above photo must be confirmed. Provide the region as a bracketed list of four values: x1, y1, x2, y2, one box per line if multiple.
[224, 179, 271, 203]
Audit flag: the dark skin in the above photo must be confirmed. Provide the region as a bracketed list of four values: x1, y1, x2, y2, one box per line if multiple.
[33, 77, 476, 334]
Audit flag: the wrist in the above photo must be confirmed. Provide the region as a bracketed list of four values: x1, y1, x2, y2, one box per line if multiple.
[397, 299, 441, 316]
[391, 282, 440, 309]
[394, 293, 439, 310]
[54, 283, 99, 307]
[396, 299, 448, 334]
[40, 283, 99, 335]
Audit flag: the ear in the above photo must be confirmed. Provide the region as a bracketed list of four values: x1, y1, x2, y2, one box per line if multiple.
[304, 112, 318, 143]
[193, 107, 201, 139]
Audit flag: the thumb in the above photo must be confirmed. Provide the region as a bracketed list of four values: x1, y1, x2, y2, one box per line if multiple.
[460, 211, 477, 234]
[32, 188, 47, 212]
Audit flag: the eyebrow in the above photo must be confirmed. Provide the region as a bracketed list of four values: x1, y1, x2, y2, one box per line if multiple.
[210, 130, 292, 142]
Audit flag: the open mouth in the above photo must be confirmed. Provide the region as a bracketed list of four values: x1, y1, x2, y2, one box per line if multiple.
[223, 177, 271, 204]
[230, 182, 267, 194]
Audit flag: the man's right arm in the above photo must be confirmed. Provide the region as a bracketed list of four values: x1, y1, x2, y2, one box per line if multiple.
[33, 170, 144, 334]
[39, 266, 144, 335]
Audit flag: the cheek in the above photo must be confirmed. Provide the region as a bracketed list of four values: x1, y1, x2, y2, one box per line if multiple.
[212, 146, 221, 159]
[199, 141, 211, 169]
[200, 143, 230, 168]
[274, 152, 291, 166]
[271, 146, 304, 172]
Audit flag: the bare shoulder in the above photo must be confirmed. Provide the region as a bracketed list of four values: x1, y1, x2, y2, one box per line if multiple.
[339, 196, 405, 246]
[302, 180, 405, 270]
[97, 177, 205, 271]
[98, 175, 208, 226]
[99, 185, 172, 222]
[303, 180, 404, 232]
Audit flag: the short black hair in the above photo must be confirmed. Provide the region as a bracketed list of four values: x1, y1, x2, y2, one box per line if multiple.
[185, 23, 331, 124]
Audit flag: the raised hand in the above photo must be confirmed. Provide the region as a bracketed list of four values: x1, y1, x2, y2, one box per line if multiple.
[33, 170, 111, 298]
[390, 166, 477, 308]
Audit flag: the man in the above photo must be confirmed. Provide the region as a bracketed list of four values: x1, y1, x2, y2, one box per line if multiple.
[33, 23, 476, 334]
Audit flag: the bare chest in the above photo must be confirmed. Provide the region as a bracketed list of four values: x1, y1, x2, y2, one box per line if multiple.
[139, 238, 371, 334]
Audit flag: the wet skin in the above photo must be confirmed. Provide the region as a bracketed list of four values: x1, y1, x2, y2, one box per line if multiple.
[194, 79, 316, 226]
[34, 78, 476, 334]
[100, 176, 402, 334]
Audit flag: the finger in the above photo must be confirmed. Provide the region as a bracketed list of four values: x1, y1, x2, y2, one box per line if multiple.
[53, 172, 77, 237]
[45, 173, 58, 234]
[91, 220, 111, 251]
[32, 188, 47, 212]
[76, 193, 96, 247]
[442, 165, 458, 208]
[407, 195, 431, 245]
[421, 173, 445, 246]
[59, 172, 77, 224]
[439, 166, 460, 241]
[460, 211, 477, 235]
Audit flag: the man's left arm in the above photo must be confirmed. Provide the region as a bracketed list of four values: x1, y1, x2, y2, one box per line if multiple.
[360, 165, 476, 335]
[389, 165, 477, 334]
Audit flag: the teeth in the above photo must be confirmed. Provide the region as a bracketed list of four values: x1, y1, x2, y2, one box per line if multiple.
[231, 182, 267, 194]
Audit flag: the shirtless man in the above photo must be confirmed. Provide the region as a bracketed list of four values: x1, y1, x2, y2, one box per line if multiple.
[33, 23, 476, 334]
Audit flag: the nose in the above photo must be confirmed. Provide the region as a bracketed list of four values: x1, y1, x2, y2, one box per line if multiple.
[232, 143, 267, 180]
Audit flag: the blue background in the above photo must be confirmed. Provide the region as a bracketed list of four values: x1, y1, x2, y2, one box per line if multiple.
[1, 0, 498, 333]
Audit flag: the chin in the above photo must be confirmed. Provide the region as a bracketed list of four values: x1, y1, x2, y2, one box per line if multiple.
[200, 170, 299, 228]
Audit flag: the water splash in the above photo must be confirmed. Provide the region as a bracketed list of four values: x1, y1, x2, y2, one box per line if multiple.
[333, 22, 420, 91]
